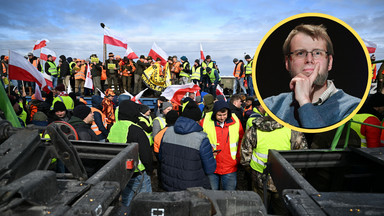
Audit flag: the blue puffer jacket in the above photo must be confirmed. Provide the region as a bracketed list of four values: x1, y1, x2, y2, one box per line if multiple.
[159, 116, 216, 191]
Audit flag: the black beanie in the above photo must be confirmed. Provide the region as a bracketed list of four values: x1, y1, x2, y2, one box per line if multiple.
[54, 101, 67, 112]
[73, 105, 91, 120]
[181, 102, 202, 121]
[139, 105, 150, 114]
[165, 110, 179, 126]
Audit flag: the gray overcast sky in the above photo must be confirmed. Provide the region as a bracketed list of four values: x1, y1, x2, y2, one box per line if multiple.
[0, 0, 383, 76]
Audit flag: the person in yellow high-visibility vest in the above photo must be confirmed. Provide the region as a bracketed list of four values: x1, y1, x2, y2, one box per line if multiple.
[200, 100, 244, 190]
[107, 100, 153, 207]
[241, 116, 307, 215]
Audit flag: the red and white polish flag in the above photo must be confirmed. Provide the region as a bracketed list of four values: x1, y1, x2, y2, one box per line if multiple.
[33, 39, 49, 50]
[9, 50, 49, 92]
[200, 43, 205, 61]
[103, 27, 128, 49]
[148, 42, 168, 66]
[40, 48, 57, 61]
[161, 83, 201, 106]
[132, 88, 148, 104]
[125, 46, 139, 60]
[363, 39, 377, 54]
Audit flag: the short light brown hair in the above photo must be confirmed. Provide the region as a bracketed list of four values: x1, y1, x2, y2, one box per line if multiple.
[283, 24, 334, 56]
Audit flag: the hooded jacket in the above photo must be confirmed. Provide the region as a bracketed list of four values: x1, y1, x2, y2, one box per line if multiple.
[160, 116, 216, 191]
[109, 100, 153, 174]
[59, 55, 70, 77]
[201, 100, 244, 175]
[68, 116, 99, 141]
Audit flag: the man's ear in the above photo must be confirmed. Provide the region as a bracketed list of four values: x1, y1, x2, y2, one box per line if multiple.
[327, 55, 333, 71]
[285, 56, 290, 71]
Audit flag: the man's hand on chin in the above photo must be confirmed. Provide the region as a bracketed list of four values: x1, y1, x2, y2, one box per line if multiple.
[289, 63, 320, 107]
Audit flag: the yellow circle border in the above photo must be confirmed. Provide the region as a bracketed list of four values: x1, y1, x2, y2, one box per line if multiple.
[252, 13, 372, 133]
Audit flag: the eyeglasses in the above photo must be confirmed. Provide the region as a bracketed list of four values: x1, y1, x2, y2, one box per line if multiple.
[288, 49, 328, 60]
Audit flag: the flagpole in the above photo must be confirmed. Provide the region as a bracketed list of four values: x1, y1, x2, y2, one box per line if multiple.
[100, 23, 107, 63]
[8, 50, 10, 95]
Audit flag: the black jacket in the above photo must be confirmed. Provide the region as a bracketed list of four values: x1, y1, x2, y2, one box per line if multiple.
[68, 116, 98, 141]
[59, 55, 70, 77]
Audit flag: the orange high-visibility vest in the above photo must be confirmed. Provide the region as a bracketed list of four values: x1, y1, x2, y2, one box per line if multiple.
[90, 107, 107, 135]
[75, 64, 86, 80]
[233, 62, 244, 78]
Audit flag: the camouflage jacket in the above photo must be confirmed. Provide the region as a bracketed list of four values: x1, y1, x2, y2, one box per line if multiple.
[240, 116, 308, 192]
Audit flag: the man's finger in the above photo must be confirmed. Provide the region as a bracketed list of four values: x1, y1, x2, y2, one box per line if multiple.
[308, 63, 320, 84]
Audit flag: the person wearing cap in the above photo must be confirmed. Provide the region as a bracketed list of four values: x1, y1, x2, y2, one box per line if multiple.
[138, 104, 153, 146]
[179, 56, 191, 84]
[51, 83, 74, 112]
[45, 54, 59, 88]
[103, 52, 120, 93]
[159, 101, 216, 191]
[201, 55, 217, 92]
[74, 59, 85, 95]
[152, 101, 173, 138]
[244, 55, 254, 96]
[107, 100, 153, 207]
[191, 59, 202, 86]
[232, 58, 247, 95]
[102, 88, 116, 127]
[171, 55, 181, 84]
[134, 55, 151, 94]
[206, 67, 220, 98]
[68, 105, 98, 141]
[351, 93, 384, 148]
[30, 111, 49, 136]
[201, 100, 244, 190]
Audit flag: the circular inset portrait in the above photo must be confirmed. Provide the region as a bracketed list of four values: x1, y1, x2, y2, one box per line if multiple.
[253, 13, 371, 133]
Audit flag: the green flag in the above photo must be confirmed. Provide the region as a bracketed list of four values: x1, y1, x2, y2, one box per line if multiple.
[0, 81, 21, 128]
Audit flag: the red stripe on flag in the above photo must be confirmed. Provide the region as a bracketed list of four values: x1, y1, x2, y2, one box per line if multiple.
[148, 49, 167, 66]
[33, 41, 47, 50]
[104, 35, 128, 49]
[8, 65, 44, 86]
[40, 53, 56, 61]
[170, 85, 200, 105]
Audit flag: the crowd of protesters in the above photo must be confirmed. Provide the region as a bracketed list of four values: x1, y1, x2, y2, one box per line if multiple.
[2, 50, 384, 215]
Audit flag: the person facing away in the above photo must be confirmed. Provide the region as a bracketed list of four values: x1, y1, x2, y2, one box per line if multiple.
[263, 24, 360, 129]
[159, 101, 216, 191]
[107, 100, 153, 207]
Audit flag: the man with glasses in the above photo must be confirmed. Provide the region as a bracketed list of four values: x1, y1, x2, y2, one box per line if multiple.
[264, 24, 360, 128]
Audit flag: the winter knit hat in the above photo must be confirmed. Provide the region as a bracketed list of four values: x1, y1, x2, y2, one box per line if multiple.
[165, 110, 179, 126]
[180, 56, 188, 61]
[181, 102, 202, 121]
[73, 105, 91, 120]
[53, 101, 67, 112]
[216, 95, 225, 101]
[203, 94, 214, 112]
[139, 105, 150, 114]
[161, 102, 172, 113]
